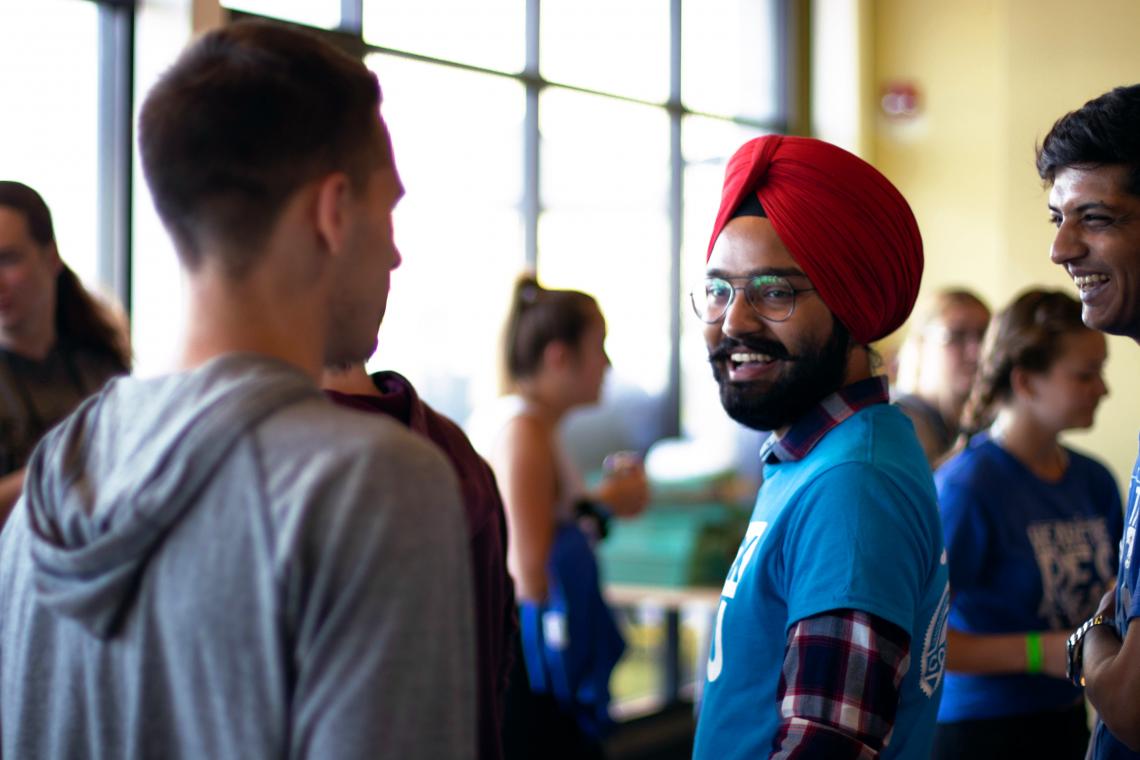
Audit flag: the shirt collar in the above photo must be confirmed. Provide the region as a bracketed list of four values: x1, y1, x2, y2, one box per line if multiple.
[758, 375, 890, 465]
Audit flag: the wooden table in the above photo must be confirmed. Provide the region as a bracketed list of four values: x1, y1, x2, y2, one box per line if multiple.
[604, 583, 722, 709]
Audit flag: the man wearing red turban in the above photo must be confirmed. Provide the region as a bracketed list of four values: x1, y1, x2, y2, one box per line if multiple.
[691, 135, 948, 760]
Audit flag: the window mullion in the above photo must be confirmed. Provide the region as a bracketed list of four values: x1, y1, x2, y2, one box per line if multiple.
[523, 0, 541, 270]
[96, 0, 135, 315]
[664, 0, 683, 439]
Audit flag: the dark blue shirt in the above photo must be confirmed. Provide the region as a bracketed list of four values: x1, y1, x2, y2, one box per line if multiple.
[936, 433, 1122, 722]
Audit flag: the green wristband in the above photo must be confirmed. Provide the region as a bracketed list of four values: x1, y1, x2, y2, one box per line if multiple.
[1026, 631, 1044, 674]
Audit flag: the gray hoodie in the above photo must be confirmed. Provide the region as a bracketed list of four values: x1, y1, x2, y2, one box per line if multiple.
[0, 353, 475, 760]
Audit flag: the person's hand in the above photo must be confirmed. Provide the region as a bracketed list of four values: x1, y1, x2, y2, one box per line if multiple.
[595, 452, 649, 518]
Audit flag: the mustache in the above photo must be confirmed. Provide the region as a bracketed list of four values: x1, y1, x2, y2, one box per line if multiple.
[708, 337, 795, 363]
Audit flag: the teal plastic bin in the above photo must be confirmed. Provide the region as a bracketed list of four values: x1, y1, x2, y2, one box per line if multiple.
[597, 502, 749, 588]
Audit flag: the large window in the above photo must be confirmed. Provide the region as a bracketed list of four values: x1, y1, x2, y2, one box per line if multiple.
[2, 0, 789, 727]
[365, 53, 526, 409]
[1, 1, 102, 291]
[14, 0, 791, 436]
[211, 0, 791, 454]
[1, 0, 136, 368]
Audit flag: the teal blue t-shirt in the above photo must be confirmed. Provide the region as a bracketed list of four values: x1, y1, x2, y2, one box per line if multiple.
[692, 404, 948, 759]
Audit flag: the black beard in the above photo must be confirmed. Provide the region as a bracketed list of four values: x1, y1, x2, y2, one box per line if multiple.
[709, 321, 852, 431]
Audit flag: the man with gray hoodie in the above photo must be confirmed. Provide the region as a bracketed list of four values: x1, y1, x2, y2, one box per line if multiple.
[0, 20, 476, 760]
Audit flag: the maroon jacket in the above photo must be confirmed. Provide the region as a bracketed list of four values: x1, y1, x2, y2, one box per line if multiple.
[327, 372, 517, 760]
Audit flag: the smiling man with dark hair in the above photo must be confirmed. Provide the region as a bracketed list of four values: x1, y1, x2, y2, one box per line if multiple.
[691, 135, 948, 760]
[1040, 82, 1140, 760]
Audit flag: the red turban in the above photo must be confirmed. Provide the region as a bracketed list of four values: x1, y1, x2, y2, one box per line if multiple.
[706, 135, 923, 344]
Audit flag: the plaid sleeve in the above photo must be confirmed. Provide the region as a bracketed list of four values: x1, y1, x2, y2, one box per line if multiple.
[771, 609, 911, 759]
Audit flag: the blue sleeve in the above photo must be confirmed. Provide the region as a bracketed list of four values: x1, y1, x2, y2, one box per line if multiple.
[1123, 483, 1140, 623]
[1102, 467, 1125, 548]
[1126, 512, 1140, 623]
[783, 462, 936, 636]
[935, 460, 991, 594]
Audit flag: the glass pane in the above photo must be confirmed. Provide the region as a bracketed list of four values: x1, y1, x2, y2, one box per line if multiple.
[132, 5, 190, 377]
[680, 116, 769, 470]
[682, 0, 781, 122]
[0, 0, 100, 290]
[366, 54, 526, 422]
[541, 0, 669, 102]
[219, 0, 340, 29]
[541, 88, 670, 211]
[539, 88, 671, 466]
[364, 0, 524, 74]
[129, 215, 188, 377]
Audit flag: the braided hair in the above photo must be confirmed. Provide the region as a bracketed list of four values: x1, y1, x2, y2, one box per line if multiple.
[959, 289, 1087, 435]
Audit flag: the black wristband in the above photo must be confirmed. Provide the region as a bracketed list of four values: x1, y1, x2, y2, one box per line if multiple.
[574, 498, 612, 540]
[1067, 614, 1113, 687]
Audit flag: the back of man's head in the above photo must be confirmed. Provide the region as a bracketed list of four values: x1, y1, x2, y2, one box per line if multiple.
[1036, 83, 1140, 195]
[138, 20, 388, 276]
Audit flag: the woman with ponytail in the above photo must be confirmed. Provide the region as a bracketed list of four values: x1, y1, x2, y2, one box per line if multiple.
[467, 274, 648, 760]
[933, 289, 1121, 759]
[0, 181, 130, 522]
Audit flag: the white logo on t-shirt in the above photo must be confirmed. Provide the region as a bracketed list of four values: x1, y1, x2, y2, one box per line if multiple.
[1125, 478, 1140, 570]
[1027, 518, 1114, 628]
[919, 581, 950, 698]
[721, 522, 767, 600]
[708, 522, 768, 683]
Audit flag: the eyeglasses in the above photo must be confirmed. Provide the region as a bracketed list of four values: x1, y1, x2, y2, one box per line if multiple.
[925, 325, 986, 349]
[690, 274, 816, 324]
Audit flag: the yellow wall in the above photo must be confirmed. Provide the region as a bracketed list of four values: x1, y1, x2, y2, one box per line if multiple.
[870, 0, 1140, 488]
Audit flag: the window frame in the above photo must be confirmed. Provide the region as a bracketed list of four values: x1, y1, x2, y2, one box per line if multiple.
[216, 0, 799, 435]
[93, 0, 137, 315]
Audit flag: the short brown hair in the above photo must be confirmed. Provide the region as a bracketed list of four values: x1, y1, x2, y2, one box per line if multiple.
[138, 20, 387, 276]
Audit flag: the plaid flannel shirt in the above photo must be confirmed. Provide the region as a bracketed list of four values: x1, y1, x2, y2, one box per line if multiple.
[759, 376, 912, 758]
[759, 376, 891, 465]
[773, 610, 910, 758]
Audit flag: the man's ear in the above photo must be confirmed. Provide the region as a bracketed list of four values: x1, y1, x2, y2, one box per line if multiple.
[313, 172, 352, 257]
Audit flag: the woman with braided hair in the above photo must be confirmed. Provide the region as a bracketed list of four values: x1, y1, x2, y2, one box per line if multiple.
[933, 288, 1121, 759]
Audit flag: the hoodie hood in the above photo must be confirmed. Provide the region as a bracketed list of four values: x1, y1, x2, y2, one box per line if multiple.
[23, 353, 319, 639]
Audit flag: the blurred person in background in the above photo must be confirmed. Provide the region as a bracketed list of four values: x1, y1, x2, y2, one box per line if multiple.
[0, 181, 130, 523]
[467, 273, 649, 760]
[933, 289, 1120, 760]
[893, 288, 990, 467]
